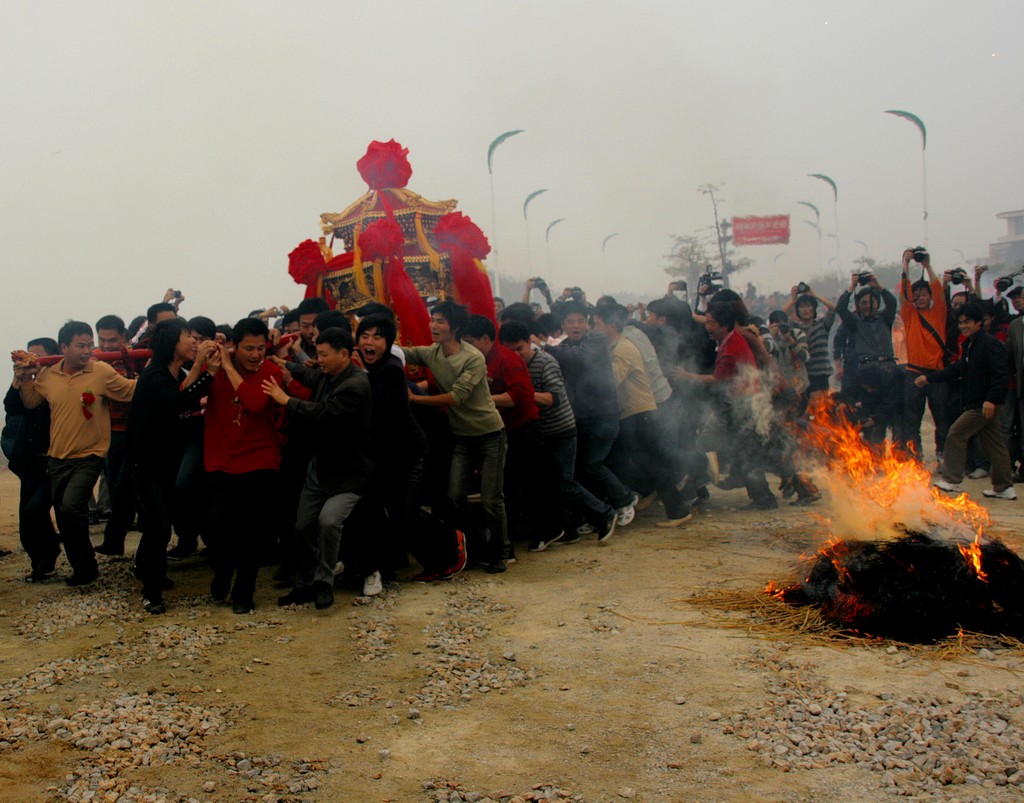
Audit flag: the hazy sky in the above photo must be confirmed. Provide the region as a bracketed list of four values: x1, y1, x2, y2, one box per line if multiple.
[3, 0, 1023, 375]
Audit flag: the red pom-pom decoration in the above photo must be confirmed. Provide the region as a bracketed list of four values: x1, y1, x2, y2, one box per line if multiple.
[433, 212, 491, 260]
[356, 140, 413, 190]
[358, 219, 405, 262]
[288, 239, 326, 286]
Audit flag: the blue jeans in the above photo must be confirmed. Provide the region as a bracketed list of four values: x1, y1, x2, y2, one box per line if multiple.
[902, 371, 948, 458]
[548, 432, 615, 525]
[575, 415, 632, 508]
[448, 430, 507, 563]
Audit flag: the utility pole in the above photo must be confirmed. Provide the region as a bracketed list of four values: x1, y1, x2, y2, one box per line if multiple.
[700, 184, 731, 286]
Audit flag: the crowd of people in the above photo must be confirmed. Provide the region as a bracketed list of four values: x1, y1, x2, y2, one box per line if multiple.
[5, 249, 1022, 615]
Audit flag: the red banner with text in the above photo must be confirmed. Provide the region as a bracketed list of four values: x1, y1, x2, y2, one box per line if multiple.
[732, 215, 790, 246]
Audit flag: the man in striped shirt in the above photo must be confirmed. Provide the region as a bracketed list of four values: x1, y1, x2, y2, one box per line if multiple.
[499, 320, 617, 548]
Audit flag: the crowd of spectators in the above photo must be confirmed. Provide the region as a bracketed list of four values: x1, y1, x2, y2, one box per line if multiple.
[5, 250, 1022, 615]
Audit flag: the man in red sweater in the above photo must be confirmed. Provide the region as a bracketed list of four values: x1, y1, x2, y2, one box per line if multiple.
[204, 317, 284, 613]
[676, 301, 776, 509]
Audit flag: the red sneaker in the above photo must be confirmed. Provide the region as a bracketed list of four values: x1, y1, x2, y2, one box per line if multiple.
[440, 530, 467, 579]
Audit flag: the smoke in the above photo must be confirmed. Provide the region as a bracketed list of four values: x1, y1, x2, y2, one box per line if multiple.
[802, 413, 985, 546]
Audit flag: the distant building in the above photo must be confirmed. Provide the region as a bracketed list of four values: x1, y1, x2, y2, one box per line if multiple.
[989, 210, 1024, 268]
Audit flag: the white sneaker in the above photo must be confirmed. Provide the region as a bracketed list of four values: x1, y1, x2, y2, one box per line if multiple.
[933, 479, 964, 493]
[982, 487, 1017, 500]
[616, 493, 639, 527]
[967, 468, 990, 480]
[333, 561, 345, 576]
[362, 570, 383, 596]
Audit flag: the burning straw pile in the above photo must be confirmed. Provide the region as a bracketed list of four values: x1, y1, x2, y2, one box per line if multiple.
[768, 404, 1024, 643]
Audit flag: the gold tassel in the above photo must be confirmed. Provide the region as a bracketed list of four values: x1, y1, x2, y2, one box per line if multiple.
[318, 236, 334, 262]
[415, 212, 441, 274]
[373, 260, 385, 302]
[351, 223, 372, 298]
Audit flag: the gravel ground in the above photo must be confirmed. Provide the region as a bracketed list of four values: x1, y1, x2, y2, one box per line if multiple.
[2, 469, 1024, 801]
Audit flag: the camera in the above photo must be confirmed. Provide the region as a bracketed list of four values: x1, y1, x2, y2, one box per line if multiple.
[796, 282, 810, 295]
[995, 267, 1024, 294]
[911, 246, 929, 263]
[699, 266, 724, 294]
[173, 290, 183, 299]
[857, 273, 873, 286]
[949, 268, 968, 285]
[534, 277, 548, 292]
[775, 322, 790, 336]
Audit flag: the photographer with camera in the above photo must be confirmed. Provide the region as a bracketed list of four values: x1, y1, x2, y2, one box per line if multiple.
[783, 282, 837, 406]
[694, 267, 725, 314]
[834, 270, 899, 439]
[915, 302, 1015, 500]
[899, 247, 951, 463]
[523, 277, 554, 311]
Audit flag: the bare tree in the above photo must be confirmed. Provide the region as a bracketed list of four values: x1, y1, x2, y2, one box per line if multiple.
[665, 233, 714, 293]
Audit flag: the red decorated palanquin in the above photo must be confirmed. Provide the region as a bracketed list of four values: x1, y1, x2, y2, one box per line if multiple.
[288, 140, 496, 349]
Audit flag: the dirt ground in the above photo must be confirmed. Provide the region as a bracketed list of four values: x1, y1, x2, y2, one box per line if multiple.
[1, 463, 1023, 803]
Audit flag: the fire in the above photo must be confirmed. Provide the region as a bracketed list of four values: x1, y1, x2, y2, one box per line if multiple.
[958, 529, 988, 583]
[798, 398, 992, 579]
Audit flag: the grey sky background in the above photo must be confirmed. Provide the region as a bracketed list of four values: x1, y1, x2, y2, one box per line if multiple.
[3, 0, 1023, 375]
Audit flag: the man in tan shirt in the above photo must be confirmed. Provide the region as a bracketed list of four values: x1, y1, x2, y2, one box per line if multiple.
[16, 321, 136, 585]
[594, 303, 693, 528]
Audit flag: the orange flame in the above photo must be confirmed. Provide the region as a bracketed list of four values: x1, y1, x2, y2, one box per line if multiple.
[958, 529, 988, 583]
[800, 398, 991, 579]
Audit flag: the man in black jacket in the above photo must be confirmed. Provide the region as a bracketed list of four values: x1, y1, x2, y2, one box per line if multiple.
[915, 302, 1015, 499]
[4, 337, 61, 580]
[264, 326, 373, 610]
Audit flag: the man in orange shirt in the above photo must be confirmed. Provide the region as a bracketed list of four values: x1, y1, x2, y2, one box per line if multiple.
[899, 247, 950, 463]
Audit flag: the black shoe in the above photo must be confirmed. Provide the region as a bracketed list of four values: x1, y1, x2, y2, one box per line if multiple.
[167, 543, 198, 561]
[791, 492, 822, 507]
[560, 530, 582, 545]
[745, 496, 778, 510]
[95, 542, 124, 557]
[277, 587, 314, 607]
[87, 512, 100, 526]
[66, 568, 99, 586]
[486, 560, 507, 574]
[143, 597, 166, 615]
[210, 574, 230, 602]
[597, 515, 617, 543]
[25, 571, 52, 584]
[529, 531, 566, 552]
[314, 583, 334, 610]
[232, 600, 254, 614]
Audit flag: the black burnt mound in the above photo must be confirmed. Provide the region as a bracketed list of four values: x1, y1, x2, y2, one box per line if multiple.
[777, 531, 1024, 643]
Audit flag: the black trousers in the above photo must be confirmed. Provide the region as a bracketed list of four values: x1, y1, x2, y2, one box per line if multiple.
[16, 456, 60, 573]
[132, 466, 178, 598]
[205, 470, 277, 604]
[48, 456, 104, 575]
